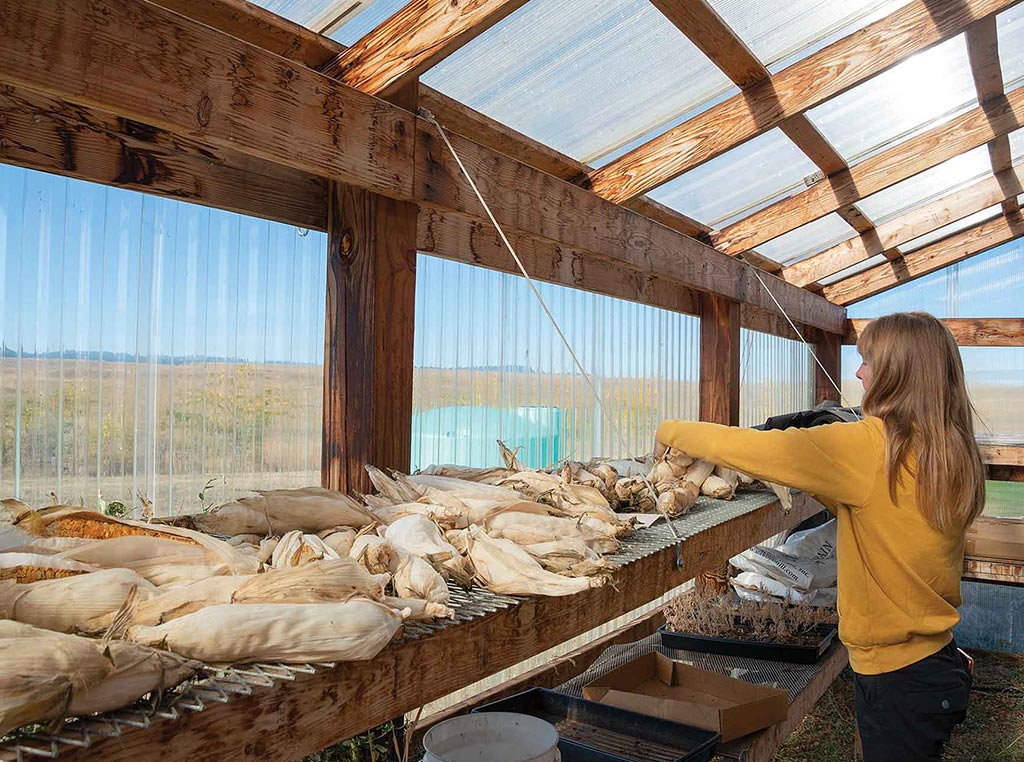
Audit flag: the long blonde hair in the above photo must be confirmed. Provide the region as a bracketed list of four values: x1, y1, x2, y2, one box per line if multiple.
[858, 312, 985, 534]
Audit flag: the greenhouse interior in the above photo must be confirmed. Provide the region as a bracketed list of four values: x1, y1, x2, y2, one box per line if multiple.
[1, 0, 1023, 759]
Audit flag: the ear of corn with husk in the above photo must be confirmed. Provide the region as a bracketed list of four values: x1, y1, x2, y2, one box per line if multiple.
[0, 553, 98, 583]
[382, 596, 453, 621]
[520, 539, 617, 578]
[318, 527, 357, 556]
[191, 487, 376, 536]
[482, 511, 620, 555]
[126, 598, 405, 664]
[466, 527, 604, 597]
[350, 534, 450, 604]
[0, 568, 156, 633]
[269, 530, 339, 568]
[379, 515, 474, 584]
[369, 502, 467, 530]
[0, 620, 198, 736]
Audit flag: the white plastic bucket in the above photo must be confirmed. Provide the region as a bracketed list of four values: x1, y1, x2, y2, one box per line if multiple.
[422, 712, 560, 762]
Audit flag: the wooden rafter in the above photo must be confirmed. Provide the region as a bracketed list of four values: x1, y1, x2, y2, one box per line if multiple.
[783, 162, 1024, 287]
[0, 0, 843, 331]
[648, 0, 880, 252]
[318, 0, 528, 97]
[713, 83, 1024, 256]
[966, 16, 1021, 215]
[845, 318, 1024, 346]
[582, 0, 1017, 204]
[822, 208, 1024, 304]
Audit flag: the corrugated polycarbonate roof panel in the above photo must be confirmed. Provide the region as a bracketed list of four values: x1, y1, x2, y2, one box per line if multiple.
[415, 0, 735, 162]
[329, 0, 408, 43]
[999, 4, 1024, 89]
[710, 0, 908, 69]
[818, 253, 888, 285]
[854, 146, 993, 225]
[900, 205, 1003, 252]
[805, 35, 977, 163]
[756, 213, 857, 264]
[1011, 127, 1024, 161]
[648, 129, 820, 228]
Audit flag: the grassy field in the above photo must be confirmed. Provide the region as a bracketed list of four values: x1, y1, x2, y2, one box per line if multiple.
[775, 651, 1024, 761]
[987, 482, 1024, 519]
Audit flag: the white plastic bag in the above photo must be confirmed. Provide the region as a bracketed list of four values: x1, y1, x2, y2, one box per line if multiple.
[729, 519, 837, 592]
[730, 572, 837, 607]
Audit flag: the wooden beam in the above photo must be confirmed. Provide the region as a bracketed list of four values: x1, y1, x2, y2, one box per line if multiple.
[979, 442, 1024, 466]
[714, 84, 1024, 256]
[415, 126, 847, 332]
[988, 464, 1024, 482]
[845, 318, 1024, 346]
[0, 83, 328, 230]
[823, 209, 1024, 305]
[963, 556, 1024, 584]
[966, 16, 1021, 215]
[318, 0, 528, 97]
[784, 163, 1024, 287]
[814, 333, 842, 405]
[412, 606, 668, 748]
[739, 304, 824, 344]
[583, 0, 1017, 204]
[48, 493, 825, 761]
[1, 0, 843, 329]
[699, 294, 740, 426]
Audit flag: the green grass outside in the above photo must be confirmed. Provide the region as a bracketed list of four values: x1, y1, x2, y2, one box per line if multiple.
[986, 481, 1024, 519]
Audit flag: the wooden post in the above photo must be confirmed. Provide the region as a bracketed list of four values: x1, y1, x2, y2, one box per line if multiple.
[699, 293, 740, 426]
[814, 332, 842, 405]
[322, 85, 419, 494]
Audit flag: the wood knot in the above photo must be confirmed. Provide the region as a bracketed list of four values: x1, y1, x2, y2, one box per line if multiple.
[340, 229, 355, 255]
[196, 94, 213, 129]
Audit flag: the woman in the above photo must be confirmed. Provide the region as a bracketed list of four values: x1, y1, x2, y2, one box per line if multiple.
[655, 312, 982, 761]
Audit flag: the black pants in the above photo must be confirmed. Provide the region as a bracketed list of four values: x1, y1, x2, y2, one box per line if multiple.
[854, 640, 972, 761]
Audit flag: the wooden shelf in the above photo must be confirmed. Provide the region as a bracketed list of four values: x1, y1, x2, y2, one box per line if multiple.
[4, 493, 823, 762]
[963, 556, 1024, 585]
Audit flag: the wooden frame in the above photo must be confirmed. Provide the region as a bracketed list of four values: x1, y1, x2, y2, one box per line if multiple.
[582, 0, 1017, 204]
[713, 84, 1024, 257]
[822, 209, 1024, 305]
[845, 318, 1024, 346]
[0, 0, 844, 333]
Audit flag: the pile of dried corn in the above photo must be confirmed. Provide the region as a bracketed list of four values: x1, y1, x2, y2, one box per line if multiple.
[0, 441, 777, 737]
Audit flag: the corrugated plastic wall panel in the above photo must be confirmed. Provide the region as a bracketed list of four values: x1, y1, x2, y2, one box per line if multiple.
[411, 256, 700, 470]
[739, 329, 814, 427]
[0, 166, 326, 515]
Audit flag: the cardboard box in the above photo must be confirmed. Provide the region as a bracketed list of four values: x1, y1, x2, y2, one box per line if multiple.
[583, 652, 789, 742]
[966, 517, 1024, 560]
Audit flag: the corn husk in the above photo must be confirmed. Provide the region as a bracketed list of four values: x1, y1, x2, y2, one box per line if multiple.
[0, 569, 155, 633]
[127, 598, 405, 664]
[382, 596, 453, 621]
[767, 482, 794, 511]
[483, 511, 620, 555]
[520, 539, 617, 578]
[270, 530, 339, 568]
[128, 560, 234, 587]
[416, 464, 510, 485]
[737, 471, 756, 487]
[57, 535, 215, 567]
[192, 488, 376, 536]
[379, 515, 473, 584]
[591, 464, 619, 492]
[0, 553, 98, 583]
[228, 534, 264, 546]
[80, 559, 388, 633]
[350, 535, 450, 604]
[257, 536, 279, 563]
[318, 527, 357, 556]
[682, 459, 715, 487]
[700, 474, 735, 500]
[25, 507, 259, 574]
[497, 440, 528, 472]
[613, 477, 657, 512]
[655, 482, 699, 517]
[498, 471, 622, 525]
[467, 527, 603, 597]
[370, 502, 467, 530]
[0, 621, 197, 736]
[557, 462, 604, 490]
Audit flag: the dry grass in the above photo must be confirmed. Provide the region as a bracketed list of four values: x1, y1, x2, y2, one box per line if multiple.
[665, 591, 837, 646]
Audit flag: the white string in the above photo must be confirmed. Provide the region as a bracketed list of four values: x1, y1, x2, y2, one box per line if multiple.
[421, 111, 683, 555]
[736, 254, 860, 419]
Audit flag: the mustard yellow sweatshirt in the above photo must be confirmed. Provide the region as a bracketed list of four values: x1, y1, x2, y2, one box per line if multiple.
[655, 416, 964, 675]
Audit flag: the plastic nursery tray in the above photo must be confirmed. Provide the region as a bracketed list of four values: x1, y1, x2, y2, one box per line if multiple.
[658, 622, 838, 664]
[473, 687, 719, 762]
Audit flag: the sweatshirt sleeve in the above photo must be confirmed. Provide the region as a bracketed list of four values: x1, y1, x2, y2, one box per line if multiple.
[655, 419, 882, 508]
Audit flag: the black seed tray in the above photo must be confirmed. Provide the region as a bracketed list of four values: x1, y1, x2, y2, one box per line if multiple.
[658, 623, 839, 664]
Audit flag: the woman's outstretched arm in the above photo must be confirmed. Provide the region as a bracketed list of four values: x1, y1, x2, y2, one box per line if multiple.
[655, 419, 881, 508]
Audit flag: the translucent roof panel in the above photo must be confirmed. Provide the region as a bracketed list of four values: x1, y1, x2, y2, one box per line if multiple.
[854, 146, 993, 224]
[415, 0, 735, 162]
[806, 34, 977, 163]
[900, 205, 1003, 252]
[254, 0, 376, 35]
[999, 3, 1024, 89]
[819, 253, 887, 285]
[329, 0, 408, 44]
[756, 213, 857, 264]
[1011, 127, 1024, 161]
[710, 0, 908, 69]
[647, 129, 820, 227]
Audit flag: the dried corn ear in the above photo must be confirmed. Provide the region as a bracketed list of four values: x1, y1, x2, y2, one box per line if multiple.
[467, 527, 603, 597]
[0, 553, 97, 583]
[700, 475, 735, 500]
[193, 488, 375, 536]
[127, 598, 405, 664]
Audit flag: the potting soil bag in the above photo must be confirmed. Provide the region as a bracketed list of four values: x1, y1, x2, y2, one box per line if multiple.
[730, 572, 837, 607]
[780, 519, 836, 560]
[730, 519, 838, 592]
